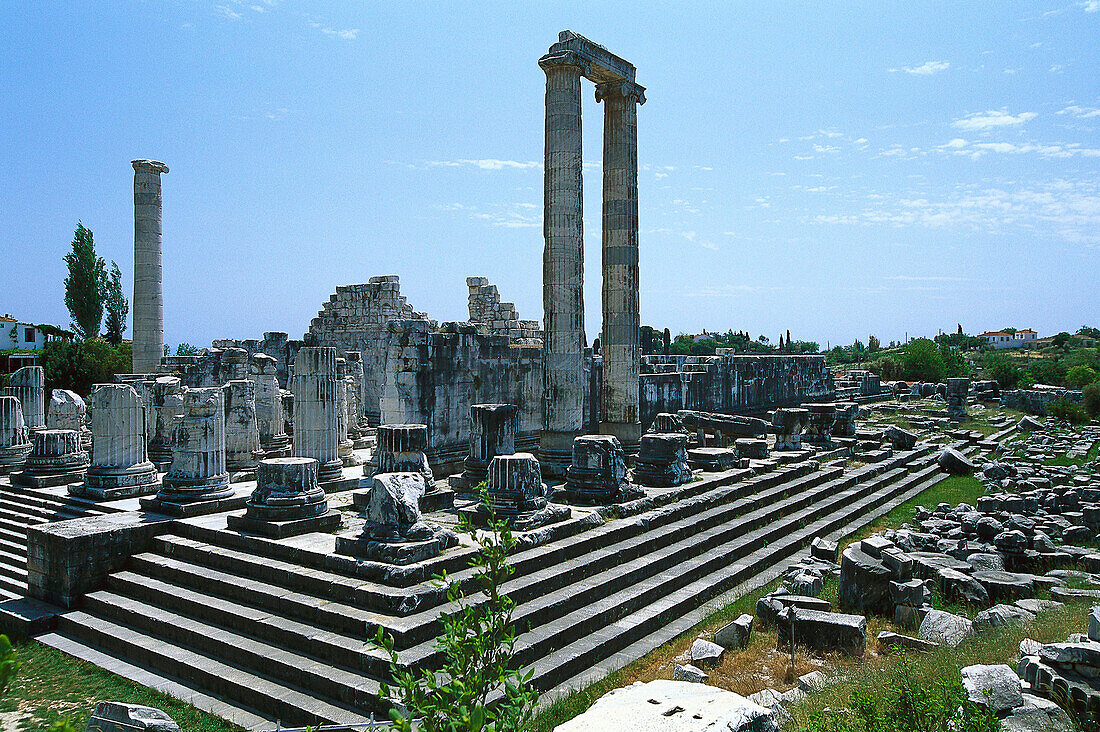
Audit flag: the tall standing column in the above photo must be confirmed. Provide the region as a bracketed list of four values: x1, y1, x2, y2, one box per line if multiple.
[538, 50, 588, 477]
[292, 347, 343, 482]
[132, 159, 169, 374]
[596, 81, 645, 452]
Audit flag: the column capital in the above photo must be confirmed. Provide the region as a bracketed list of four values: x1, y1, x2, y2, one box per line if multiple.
[132, 159, 169, 174]
[538, 50, 590, 78]
[595, 80, 646, 106]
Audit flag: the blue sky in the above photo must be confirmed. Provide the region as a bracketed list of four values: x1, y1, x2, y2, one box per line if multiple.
[2, 1, 1097, 350]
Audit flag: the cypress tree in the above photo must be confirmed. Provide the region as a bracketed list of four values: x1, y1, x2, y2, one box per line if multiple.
[63, 222, 107, 340]
[104, 261, 129, 345]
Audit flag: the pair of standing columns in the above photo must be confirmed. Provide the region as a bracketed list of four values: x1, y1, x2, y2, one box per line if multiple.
[539, 50, 645, 473]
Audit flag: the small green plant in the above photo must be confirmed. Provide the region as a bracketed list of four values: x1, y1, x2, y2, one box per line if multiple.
[1049, 397, 1088, 426]
[48, 717, 78, 732]
[374, 487, 538, 731]
[0, 635, 20, 698]
[1083, 382, 1100, 420]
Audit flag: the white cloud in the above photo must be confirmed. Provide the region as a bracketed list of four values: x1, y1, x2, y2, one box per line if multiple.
[813, 144, 840, 154]
[895, 60, 951, 75]
[214, 4, 243, 20]
[1082, 1, 1100, 11]
[941, 138, 1100, 159]
[1059, 105, 1100, 118]
[699, 241, 719, 251]
[427, 159, 541, 171]
[951, 109, 1037, 131]
[321, 27, 359, 40]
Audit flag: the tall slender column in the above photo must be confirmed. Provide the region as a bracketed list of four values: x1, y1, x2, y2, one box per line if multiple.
[538, 50, 588, 477]
[596, 81, 645, 451]
[132, 159, 169, 374]
[292, 347, 343, 482]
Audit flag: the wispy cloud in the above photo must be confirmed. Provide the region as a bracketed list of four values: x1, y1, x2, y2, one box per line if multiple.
[440, 202, 540, 229]
[1082, 1, 1100, 11]
[427, 159, 541, 171]
[885, 275, 970, 282]
[1059, 104, 1100, 118]
[951, 109, 1037, 131]
[214, 4, 243, 20]
[891, 60, 950, 75]
[940, 138, 1100, 159]
[320, 27, 359, 40]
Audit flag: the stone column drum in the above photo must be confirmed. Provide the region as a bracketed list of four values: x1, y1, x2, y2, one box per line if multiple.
[0, 396, 32, 476]
[291, 347, 343, 483]
[79, 384, 158, 498]
[633, 432, 691, 487]
[149, 376, 184, 466]
[344, 351, 368, 428]
[561, 434, 643, 504]
[538, 49, 588, 478]
[481, 453, 563, 529]
[47, 389, 90, 450]
[596, 80, 645, 452]
[224, 379, 263, 475]
[831, 402, 859, 437]
[772, 408, 807, 451]
[251, 354, 290, 458]
[454, 404, 518, 489]
[334, 358, 358, 466]
[803, 403, 837, 447]
[131, 159, 169, 375]
[155, 387, 231, 504]
[946, 378, 970, 420]
[13, 429, 88, 487]
[369, 423, 434, 488]
[647, 412, 686, 435]
[7, 366, 45, 431]
[227, 457, 340, 538]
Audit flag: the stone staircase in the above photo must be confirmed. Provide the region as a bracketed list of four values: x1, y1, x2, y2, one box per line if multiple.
[0, 489, 114, 600]
[41, 446, 943, 729]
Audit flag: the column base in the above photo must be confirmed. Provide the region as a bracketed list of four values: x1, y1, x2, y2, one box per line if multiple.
[600, 421, 642, 455]
[538, 430, 579, 478]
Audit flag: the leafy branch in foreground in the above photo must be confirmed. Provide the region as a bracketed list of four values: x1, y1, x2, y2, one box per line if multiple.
[374, 486, 538, 731]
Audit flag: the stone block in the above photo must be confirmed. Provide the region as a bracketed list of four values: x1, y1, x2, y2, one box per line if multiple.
[777, 608, 867, 657]
[715, 613, 753, 650]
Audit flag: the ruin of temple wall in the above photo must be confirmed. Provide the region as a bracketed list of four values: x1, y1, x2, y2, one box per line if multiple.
[378, 320, 544, 475]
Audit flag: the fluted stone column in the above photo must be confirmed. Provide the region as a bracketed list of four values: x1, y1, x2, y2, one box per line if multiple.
[369, 423, 434, 487]
[334, 359, 360, 466]
[251, 354, 290, 457]
[78, 384, 158, 498]
[8, 366, 45, 431]
[344, 351, 368, 428]
[224, 379, 263, 475]
[946, 378, 970, 420]
[13, 429, 88, 487]
[453, 404, 518, 489]
[149, 376, 184, 466]
[539, 50, 588, 478]
[478, 452, 568, 530]
[292, 347, 343, 482]
[227, 457, 339, 538]
[0, 396, 32, 475]
[154, 387, 231, 504]
[596, 80, 645, 452]
[48, 389, 91, 450]
[132, 159, 168, 374]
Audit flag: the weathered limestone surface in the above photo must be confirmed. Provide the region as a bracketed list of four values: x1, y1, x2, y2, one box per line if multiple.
[85, 702, 181, 732]
[369, 423, 434, 487]
[305, 277, 432, 426]
[641, 355, 834, 425]
[6, 366, 45, 431]
[596, 79, 645, 450]
[561, 434, 643, 504]
[12, 429, 88, 487]
[466, 277, 542, 343]
[149, 376, 184, 465]
[947, 378, 970, 420]
[47, 389, 90, 448]
[803, 403, 837, 447]
[452, 403, 518, 489]
[210, 331, 301, 386]
[228, 457, 339, 538]
[480, 452, 567, 529]
[0, 396, 32, 475]
[539, 48, 588, 477]
[291, 347, 343, 483]
[250, 354, 290, 457]
[773, 407, 807, 450]
[344, 351, 368, 427]
[77, 384, 158, 499]
[155, 387, 231, 504]
[633, 432, 692, 487]
[338, 472, 457, 564]
[131, 159, 168, 374]
[223, 379, 263, 474]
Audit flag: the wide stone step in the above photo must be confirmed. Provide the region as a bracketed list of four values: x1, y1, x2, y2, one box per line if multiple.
[81, 590, 386, 711]
[0, 525, 26, 547]
[0, 535, 26, 559]
[0, 497, 86, 523]
[526, 458, 940, 694]
[52, 611, 372, 727]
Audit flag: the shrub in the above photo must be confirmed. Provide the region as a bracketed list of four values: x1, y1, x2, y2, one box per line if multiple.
[1049, 397, 1089, 425]
[375, 489, 538, 731]
[900, 339, 946, 383]
[40, 340, 133, 397]
[1085, 383, 1100, 419]
[981, 352, 1022, 389]
[1066, 365, 1100, 390]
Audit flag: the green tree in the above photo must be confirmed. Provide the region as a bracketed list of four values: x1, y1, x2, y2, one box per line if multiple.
[1078, 325, 1100, 339]
[103, 261, 129, 346]
[62, 221, 107, 340]
[662, 328, 671, 355]
[868, 334, 881, 353]
[41, 340, 133, 396]
[376, 491, 538, 731]
[900, 338, 945, 382]
[1066, 365, 1099, 390]
[175, 343, 202, 356]
[639, 325, 655, 355]
[981, 351, 1022, 389]
[1051, 332, 1074, 349]
[1083, 382, 1100, 419]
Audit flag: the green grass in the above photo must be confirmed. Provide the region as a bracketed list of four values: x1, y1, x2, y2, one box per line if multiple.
[787, 601, 1092, 729]
[841, 475, 985, 554]
[0, 640, 243, 731]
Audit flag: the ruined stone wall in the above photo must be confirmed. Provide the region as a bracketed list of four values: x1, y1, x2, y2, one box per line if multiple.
[465, 277, 542, 344]
[1001, 388, 1083, 416]
[159, 347, 251, 388]
[379, 320, 543, 474]
[639, 355, 834, 426]
[210, 332, 303, 386]
[305, 276, 434, 425]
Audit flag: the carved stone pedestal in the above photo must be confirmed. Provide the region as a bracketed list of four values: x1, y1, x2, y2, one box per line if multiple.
[803, 404, 837, 448]
[557, 434, 644, 505]
[71, 384, 158, 500]
[451, 404, 518, 490]
[228, 457, 340, 538]
[12, 429, 88, 488]
[0, 396, 32, 476]
[633, 433, 692, 487]
[772, 408, 807, 451]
